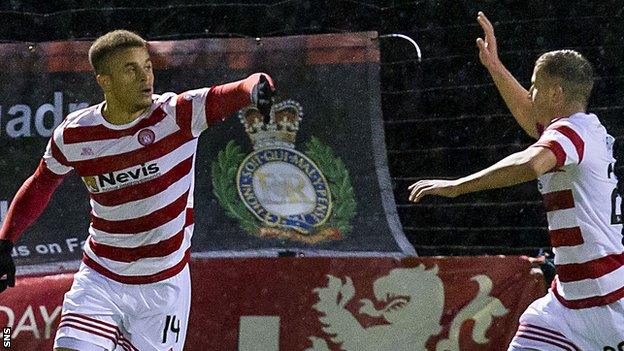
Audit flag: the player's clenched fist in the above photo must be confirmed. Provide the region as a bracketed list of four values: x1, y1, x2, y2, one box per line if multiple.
[251, 74, 275, 122]
[408, 179, 460, 203]
[476, 11, 501, 70]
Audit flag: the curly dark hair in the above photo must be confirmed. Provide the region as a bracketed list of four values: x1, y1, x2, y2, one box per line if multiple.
[88, 30, 147, 74]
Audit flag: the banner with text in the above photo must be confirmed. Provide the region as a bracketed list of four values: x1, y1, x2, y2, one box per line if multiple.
[0, 256, 545, 350]
[0, 32, 413, 268]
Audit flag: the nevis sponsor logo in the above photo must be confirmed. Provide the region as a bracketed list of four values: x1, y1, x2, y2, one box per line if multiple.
[82, 162, 160, 193]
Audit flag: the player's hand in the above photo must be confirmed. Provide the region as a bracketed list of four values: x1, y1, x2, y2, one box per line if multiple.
[408, 179, 459, 203]
[251, 74, 275, 123]
[0, 239, 16, 293]
[476, 11, 502, 70]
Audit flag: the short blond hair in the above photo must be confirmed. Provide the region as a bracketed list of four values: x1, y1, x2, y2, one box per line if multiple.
[535, 50, 594, 106]
[88, 30, 147, 74]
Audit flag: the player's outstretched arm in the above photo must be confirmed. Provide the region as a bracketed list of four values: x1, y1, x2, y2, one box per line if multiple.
[408, 146, 556, 203]
[476, 12, 539, 139]
[206, 73, 275, 124]
[0, 160, 66, 293]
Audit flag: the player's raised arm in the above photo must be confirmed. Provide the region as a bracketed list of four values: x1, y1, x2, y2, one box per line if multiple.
[0, 160, 67, 292]
[476, 12, 539, 139]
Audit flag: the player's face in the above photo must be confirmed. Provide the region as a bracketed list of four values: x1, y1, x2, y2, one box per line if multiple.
[528, 66, 555, 123]
[104, 47, 154, 113]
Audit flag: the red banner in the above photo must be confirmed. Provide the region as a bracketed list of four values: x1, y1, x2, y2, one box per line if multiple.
[0, 256, 544, 350]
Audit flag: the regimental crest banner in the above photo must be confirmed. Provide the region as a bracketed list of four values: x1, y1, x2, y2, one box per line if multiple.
[213, 101, 355, 245]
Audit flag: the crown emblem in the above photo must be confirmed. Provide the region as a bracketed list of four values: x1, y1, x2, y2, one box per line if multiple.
[238, 100, 302, 150]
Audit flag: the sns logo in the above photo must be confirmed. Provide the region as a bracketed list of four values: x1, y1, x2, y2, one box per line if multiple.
[82, 163, 160, 193]
[2, 327, 10, 348]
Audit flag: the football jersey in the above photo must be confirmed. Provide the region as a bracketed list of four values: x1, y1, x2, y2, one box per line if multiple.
[534, 112, 624, 308]
[43, 89, 213, 284]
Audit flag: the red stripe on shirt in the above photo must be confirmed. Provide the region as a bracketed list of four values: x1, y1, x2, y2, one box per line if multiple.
[557, 251, 624, 282]
[89, 209, 193, 263]
[91, 156, 193, 206]
[91, 190, 189, 234]
[82, 249, 190, 284]
[50, 138, 71, 167]
[69, 129, 192, 176]
[551, 125, 584, 163]
[89, 229, 184, 263]
[534, 140, 566, 168]
[543, 189, 575, 212]
[176, 94, 193, 137]
[186, 206, 194, 224]
[549, 227, 584, 247]
[552, 278, 624, 309]
[63, 107, 167, 144]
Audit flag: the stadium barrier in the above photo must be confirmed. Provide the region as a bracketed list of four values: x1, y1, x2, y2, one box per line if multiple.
[0, 255, 544, 350]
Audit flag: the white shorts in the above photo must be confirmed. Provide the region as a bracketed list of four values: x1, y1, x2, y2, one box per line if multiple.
[508, 288, 624, 350]
[54, 263, 191, 351]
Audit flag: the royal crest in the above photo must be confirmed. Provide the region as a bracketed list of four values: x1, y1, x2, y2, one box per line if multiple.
[212, 100, 356, 243]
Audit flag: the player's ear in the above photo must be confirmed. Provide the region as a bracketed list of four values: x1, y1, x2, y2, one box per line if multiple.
[549, 83, 564, 106]
[96, 73, 111, 92]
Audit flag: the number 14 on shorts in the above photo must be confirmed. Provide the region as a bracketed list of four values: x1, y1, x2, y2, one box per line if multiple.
[162, 315, 180, 344]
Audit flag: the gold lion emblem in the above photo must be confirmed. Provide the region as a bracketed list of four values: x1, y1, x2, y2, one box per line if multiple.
[82, 176, 100, 193]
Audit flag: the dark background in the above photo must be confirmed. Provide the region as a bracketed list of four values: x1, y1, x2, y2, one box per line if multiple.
[0, 0, 622, 256]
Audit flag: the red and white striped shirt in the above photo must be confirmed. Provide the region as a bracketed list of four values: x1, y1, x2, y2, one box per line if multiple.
[43, 88, 218, 284]
[534, 112, 624, 308]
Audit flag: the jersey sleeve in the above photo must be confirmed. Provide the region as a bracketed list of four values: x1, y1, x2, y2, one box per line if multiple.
[0, 160, 66, 242]
[533, 121, 585, 168]
[173, 88, 210, 138]
[173, 74, 272, 138]
[42, 127, 74, 175]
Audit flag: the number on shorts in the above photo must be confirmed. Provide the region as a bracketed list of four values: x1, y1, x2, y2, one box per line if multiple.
[162, 314, 181, 343]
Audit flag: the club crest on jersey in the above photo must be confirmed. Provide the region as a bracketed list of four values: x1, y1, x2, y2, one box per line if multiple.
[138, 128, 156, 146]
[212, 100, 357, 244]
